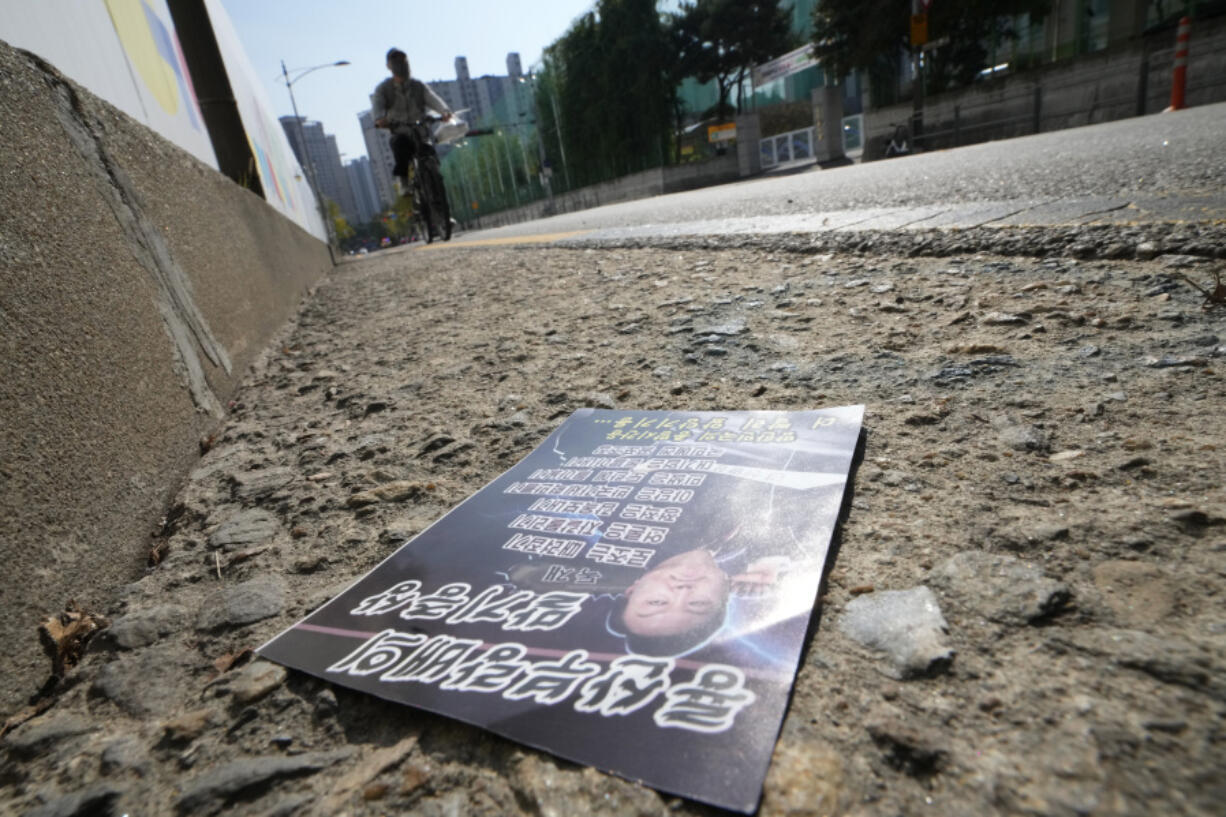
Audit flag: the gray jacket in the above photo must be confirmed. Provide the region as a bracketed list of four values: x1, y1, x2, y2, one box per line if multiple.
[371, 76, 452, 135]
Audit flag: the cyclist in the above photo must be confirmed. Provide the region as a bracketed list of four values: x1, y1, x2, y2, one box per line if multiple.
[372, 48, 454, 240]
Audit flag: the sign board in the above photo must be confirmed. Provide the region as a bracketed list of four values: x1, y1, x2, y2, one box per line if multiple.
[707, 123, 737, 143]
[752, 44, 818, 88]
[911, 12, 929, 46]
[259, 407, 864, 813]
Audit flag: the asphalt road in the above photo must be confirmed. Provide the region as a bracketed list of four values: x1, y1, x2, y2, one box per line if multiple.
[453, 101, 1226, 244]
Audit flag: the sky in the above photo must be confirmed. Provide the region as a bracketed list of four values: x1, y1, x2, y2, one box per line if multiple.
[219, 0, 598, 163]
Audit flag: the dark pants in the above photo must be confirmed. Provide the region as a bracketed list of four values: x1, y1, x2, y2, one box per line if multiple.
[389, 128, 435, 179]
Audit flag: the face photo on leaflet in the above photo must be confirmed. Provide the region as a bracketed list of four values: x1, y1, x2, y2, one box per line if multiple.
[258, 406, 864, 813]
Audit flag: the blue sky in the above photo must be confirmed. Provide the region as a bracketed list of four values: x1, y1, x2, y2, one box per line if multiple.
[219, 0, 597, 162]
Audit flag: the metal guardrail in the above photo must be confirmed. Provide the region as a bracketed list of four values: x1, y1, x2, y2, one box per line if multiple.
[870, 69, 1226, 159]
[760, 126, 817, 168]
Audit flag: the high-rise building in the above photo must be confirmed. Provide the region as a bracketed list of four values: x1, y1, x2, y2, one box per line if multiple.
[425, 53, 525, 128]
[279, 116, 356, 223]
[345, 157, 381, 225]
[325, 133, 359, 223]
[359, 110, 396, 209]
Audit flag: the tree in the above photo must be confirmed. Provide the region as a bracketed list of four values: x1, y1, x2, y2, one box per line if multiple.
[543, 0, 674, 187]
[812, 0, 1052, 93]
[327, 199, 355, 243]
[672, 0, 796, 118]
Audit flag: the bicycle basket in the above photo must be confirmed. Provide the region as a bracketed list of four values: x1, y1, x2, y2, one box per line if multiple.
[432, 115, 468, 145]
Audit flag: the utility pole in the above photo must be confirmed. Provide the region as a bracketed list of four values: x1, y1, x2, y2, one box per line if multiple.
[280, 58, 350, 264]
[516, 133, 533, 196]
[500, 132, 520, 206]
[490, 143, 507, 197]
[545, 86, 572, 190]
[910, 0, 931, 149]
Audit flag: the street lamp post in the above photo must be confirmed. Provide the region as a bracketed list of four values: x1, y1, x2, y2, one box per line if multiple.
[522, 72, 571, 191]
[498, 131, 520, 207]
[280, 58, 349, 264]
[544, 84, 572, 191]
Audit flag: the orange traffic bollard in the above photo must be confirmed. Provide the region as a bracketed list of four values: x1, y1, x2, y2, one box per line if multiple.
[1169, 16, 1190, 111]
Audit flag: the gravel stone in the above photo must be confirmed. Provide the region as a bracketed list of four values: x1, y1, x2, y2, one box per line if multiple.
[91, 650, 188, 717]
[24, 784, 121, 817]
[207, 510, 279, 551]
[104, 605, 187, 649]
[3, 714, 96, 759]
[196, 577, 286, 632]
[174, 751, 348, 814]
[929, 551, 1072, 624]
[99, 736, 151, 776]
[838, 587, 955, 679]
[230, 468, 296, 501]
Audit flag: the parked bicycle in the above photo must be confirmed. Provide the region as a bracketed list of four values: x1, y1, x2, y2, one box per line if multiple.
[884, 123, 912, 158]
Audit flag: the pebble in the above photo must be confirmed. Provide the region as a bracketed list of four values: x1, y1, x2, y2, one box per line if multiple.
[346, 481, 428, 508]
[583, 392, 617, 409]
[981, 311, 1028, 325]
[92, 650, 189, 717]
[691, 320, 746, 336]
[838, 586, 954, 679]
[1159, 254, 1204, 268]
[230, 467, 296, 501]
[196, 577, 286, 632]
[224, 660, 288, 705]
[929, 551, 1071, 624]
[24, 784, 122, 817]
[991, 416, 1050, 452]
[174, 751, 350, 814]
[162, 708, 218, 744]
[1143, 355, 1207, 368]
[208, 510, 279, 551]
[104, 605, 187, 650]
[100, 736, 151, 776]
[3, 714, 97, 759]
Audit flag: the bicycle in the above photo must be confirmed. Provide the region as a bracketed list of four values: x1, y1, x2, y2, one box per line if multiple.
[884, 123, 912, 158]
[386, 117, 453, 243]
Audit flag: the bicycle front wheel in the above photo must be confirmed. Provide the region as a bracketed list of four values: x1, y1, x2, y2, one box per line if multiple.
[411, 172, 434, 244]
[421, 158, 451, 241]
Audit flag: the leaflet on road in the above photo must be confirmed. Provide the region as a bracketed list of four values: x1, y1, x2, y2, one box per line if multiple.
[259, 406, 864, 813]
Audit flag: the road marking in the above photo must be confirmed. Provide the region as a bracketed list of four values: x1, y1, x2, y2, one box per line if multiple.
[417, 230, 591, 249]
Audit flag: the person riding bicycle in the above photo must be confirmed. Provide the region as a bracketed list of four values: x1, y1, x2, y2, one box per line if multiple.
[372, 48, 454, 239]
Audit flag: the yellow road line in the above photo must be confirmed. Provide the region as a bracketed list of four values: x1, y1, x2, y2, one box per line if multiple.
[416, 230, 591, 249]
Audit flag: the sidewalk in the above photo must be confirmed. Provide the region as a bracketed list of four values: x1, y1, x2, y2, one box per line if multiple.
[3, 239, 1224, 816]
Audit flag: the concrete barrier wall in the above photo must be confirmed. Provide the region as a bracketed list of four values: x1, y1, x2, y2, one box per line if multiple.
[863, 14, 1226, 159]
[0, 41, 331, 711]
[662, 154, 741, 194]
